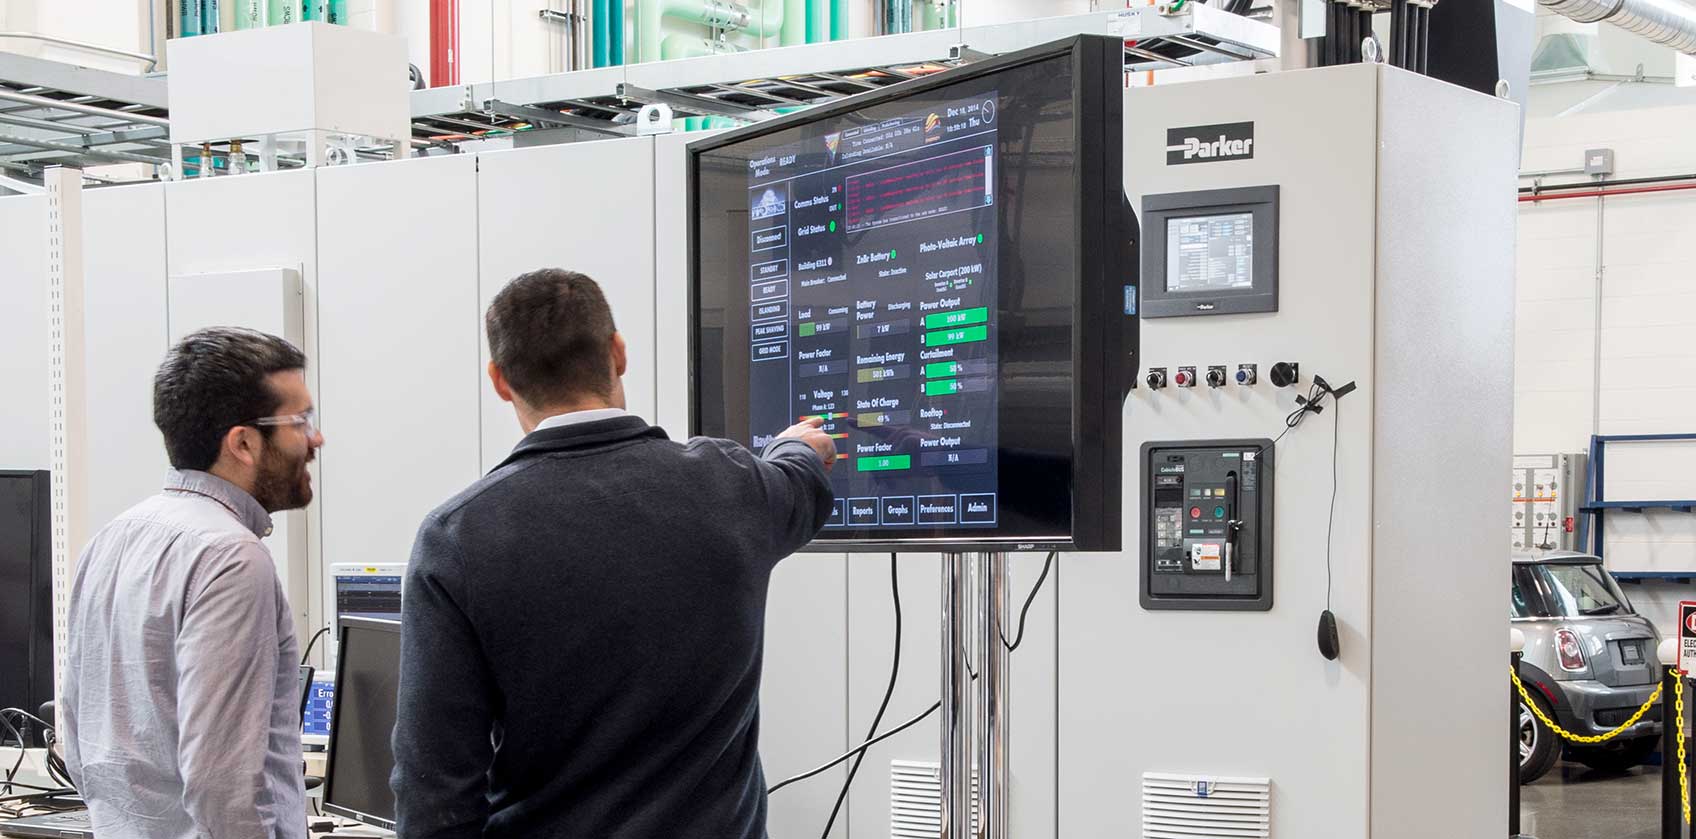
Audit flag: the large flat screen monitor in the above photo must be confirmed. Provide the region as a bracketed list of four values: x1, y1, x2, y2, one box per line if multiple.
[322, 616, 400, 830]
[690, 35, 1137, 551]
[0, 470, 52, 737]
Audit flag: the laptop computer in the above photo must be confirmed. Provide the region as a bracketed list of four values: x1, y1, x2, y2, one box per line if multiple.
[0, 809, 93, 839]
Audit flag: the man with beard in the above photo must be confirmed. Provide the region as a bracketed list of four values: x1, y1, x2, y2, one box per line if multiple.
[61, 327, 323, 839]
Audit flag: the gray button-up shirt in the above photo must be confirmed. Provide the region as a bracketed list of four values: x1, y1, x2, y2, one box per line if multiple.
[61, 470, 306, 839]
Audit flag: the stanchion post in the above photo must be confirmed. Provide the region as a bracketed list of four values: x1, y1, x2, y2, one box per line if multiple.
[1660, 638, 1683, 839]
[1511, 628, 1525, 838]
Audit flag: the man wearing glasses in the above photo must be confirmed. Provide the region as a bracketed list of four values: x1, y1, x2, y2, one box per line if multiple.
[61, 326, 323, 839]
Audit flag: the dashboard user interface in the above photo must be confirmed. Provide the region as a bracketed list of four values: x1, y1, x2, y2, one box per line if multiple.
[1165, 212, 1253, 293]
[692, 40, 1136, 549]
[744, 92, 1002, 532]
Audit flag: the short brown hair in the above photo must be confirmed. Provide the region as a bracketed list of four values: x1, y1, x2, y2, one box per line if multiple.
[153, 327, 306, 471]
[485, 269, 617, 407]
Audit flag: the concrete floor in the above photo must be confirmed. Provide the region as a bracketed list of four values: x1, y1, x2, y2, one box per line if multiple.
[1520, 757, 1668, 839]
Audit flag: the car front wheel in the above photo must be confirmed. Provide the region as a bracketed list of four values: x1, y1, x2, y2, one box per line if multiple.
[1521, 695, 1561, 784]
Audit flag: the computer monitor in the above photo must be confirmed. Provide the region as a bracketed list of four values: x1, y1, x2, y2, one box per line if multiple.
[688, 35, 1137, 552]
[322, 617, 400, 830]
[0, 470, 52, 741]
[330, 563, 404, 631]
[300, 673, 335, 748]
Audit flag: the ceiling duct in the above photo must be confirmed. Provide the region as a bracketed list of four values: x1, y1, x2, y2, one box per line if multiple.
[1540, 0, 1696, 54]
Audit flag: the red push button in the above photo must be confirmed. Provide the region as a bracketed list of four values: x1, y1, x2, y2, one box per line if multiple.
[1190, 506, 1201, 519]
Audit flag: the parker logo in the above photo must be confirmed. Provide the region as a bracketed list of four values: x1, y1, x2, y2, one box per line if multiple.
[1166, 122, 1255, 165]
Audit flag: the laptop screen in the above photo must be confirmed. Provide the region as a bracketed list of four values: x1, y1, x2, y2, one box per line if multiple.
[302, 676, 335, 741]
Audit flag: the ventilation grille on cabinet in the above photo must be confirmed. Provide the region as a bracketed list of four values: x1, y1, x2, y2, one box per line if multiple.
[1142, 772, 1271, 839]
[890, 759, 979, 839]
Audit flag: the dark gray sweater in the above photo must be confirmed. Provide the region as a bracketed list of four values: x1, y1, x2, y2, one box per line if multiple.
[391, 416, 833, 839]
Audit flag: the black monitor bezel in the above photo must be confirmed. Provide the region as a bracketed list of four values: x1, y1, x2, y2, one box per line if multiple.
[686, 34, 1133, 553]
[0, 470, 52, 729]
[321, 615, 401, 831]
[1139, 185, 1280, 318]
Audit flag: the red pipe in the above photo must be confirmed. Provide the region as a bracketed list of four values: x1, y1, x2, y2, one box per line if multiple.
[430, 0, 459, 88]
[1520, 182, 1696, 203]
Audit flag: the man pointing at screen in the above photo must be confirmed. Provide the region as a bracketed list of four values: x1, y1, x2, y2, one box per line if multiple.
[392, 268, 837, 839]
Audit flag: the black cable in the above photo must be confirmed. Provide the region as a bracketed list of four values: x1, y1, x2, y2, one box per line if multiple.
[300, 625, 333, 665]
[1346, 4, 1358, 63]
[769, 551, 1061, 797]
[1272, 381, 1326, 446]
[1325, 398, 1341, 611]
[0, 713, 29, 796]
[1000, 551, 1057, 652]
[0, 789, 74, 803]
[768, 701, 941, 795]
[819, 554, 904, 838]
[1322, 2, 1336, 66]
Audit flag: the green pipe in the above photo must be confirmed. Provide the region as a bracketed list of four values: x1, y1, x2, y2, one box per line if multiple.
[640, 0, 782, 62]
[780, 0, 805, 44]
[610, 0, 625, 64]
[806, 0, 827, 42]
[917, 1, 937, 30]
[594, 0, 610, 66]
[660, 33, 746, 58]
[829, 0, 846, 39]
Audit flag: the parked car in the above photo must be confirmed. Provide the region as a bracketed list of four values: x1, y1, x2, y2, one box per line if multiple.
[1513, 551, 1663, 783]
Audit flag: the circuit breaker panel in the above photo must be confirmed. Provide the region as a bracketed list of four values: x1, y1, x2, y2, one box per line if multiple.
[1511, 452, 1586, 552]
[1141, 439, 1275, 611]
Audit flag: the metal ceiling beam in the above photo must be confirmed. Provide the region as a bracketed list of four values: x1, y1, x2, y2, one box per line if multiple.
[0, 132, 169, 165]
[0, 89, 169, 127]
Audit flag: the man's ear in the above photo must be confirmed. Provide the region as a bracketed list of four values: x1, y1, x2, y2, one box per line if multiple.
[611, 332, 629, 378]
[489, 361, 516, 404]
[222, 424, 264, 468]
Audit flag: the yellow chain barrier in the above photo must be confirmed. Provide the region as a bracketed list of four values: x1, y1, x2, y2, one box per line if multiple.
[1510, 664, 1690, 824]
[1679, 674, 1689, 825]
[1510, 665, 1661, 744]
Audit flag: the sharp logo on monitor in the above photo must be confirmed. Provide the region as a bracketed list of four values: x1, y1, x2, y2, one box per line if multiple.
[1166, 122, 1255, 165]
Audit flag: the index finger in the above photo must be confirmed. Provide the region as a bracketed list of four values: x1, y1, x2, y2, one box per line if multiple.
[801, 416, 825, 428]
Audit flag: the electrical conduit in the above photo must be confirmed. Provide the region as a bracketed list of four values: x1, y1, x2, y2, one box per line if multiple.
[1541, 0, 1696, 53]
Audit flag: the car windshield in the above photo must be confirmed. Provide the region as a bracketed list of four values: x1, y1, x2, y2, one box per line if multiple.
[1523, 563, 1633, 618]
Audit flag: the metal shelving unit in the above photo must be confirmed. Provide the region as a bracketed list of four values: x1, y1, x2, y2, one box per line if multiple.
[1576, 432, 1696, 574]
[0, 52, 169, 184]
[408, 7, 1278, 148]
[2, 7, 1278, 179]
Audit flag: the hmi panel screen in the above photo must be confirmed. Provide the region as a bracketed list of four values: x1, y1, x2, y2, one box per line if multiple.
[1165, 213, 1253, 292]
[691, 36, 1135, 550]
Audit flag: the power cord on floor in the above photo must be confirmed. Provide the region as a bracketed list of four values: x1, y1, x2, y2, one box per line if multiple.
[768, 552, 1059, 798]
[818, 554, 903, 838]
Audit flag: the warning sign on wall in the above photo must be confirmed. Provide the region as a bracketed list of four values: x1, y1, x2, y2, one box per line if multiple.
[1680, 601, 1696, 675]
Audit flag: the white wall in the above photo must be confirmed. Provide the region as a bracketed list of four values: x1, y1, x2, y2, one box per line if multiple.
[0, 195, 49, 471]
[0, 0, 156, 72]
[1516, 87, 1696, 635]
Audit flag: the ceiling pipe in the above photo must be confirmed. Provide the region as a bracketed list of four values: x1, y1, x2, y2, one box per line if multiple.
[1540, 0, 1696, 54]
